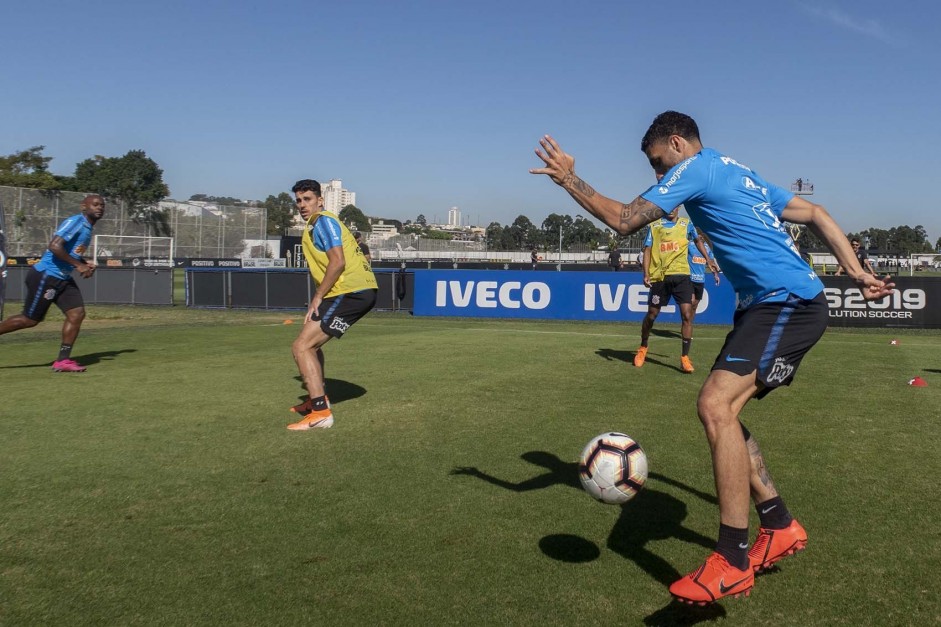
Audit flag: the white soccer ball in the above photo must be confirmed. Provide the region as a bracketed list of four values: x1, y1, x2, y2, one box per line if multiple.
[578, 432, 648, 504]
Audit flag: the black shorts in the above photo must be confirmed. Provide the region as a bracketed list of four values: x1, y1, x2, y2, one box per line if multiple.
[713, 292, 828, 398]
[312, 289, 377, 338]
[22, 267, 84, 322]
[648, 275, 693, 308]
[691, 282, 705, 302]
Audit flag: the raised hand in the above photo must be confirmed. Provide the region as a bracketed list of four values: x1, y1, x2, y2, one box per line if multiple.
[530, 135, 577, 188]
[856, 274, 895, 301]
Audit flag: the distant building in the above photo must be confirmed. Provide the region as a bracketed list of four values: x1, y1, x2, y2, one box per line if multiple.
[447, 206, 461, 228]
[323, 179, 356, 213]
[369, 221, 399, 241]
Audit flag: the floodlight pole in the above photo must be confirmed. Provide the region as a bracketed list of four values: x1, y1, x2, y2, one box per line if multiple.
[558, 226, 563, 270]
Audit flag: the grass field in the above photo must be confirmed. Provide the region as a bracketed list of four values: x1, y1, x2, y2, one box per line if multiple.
[1, 305, 940, 625]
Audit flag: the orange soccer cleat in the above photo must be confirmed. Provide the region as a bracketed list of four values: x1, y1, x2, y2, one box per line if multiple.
[633, 346, 648, 368]
[287, 407, 334, 431]
[748, 519, 807, 572]
[680, 355, 695, 373]
[669, 552, 754, 606]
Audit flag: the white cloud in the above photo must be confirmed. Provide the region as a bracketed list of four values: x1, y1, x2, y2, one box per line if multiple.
[800, 4, 901, 45]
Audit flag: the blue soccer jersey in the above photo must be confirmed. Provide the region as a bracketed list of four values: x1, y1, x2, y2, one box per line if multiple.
[641, 148, 823, 309]
[689, 240, 715, 284]
[33, 214, 94, 279]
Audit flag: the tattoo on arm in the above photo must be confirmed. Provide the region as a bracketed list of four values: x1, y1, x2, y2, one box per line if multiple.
[563, 173, 596, 198]
[619, 198, 663, 235]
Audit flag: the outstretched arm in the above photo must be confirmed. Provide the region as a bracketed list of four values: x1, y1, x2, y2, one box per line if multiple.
[530, 135, 663, 235]
[781, 197, 894, 300]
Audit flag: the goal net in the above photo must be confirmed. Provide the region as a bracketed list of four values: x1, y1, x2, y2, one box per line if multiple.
[93, 235, 174, 263]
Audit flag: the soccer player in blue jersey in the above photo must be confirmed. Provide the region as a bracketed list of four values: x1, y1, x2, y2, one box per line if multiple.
[0, 195, 104, 372]
[287, 180, 377, 431]
[532, 112, 894, 605]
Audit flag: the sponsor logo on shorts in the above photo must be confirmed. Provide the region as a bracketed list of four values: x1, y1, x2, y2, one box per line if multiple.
[736, 293, 755, 310]
[44, 288, 56, 300]
[766, 358, 794, 384]
[651, 295, 661, 306]
[329, 317, 350, 334]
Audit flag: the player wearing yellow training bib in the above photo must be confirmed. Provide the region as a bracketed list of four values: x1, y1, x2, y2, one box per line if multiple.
[301, 212, 377, 298]
[286, 179, 378, 431]
[646, 213, 694, 281]
[637, 206, 716, 373]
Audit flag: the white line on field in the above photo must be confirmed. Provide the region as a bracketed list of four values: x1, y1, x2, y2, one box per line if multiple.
[350, 321, 941, 346]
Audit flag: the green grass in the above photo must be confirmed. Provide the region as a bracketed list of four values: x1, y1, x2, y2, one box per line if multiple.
[1, 306, 940, 625]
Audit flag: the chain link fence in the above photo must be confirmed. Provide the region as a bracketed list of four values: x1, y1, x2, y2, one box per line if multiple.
[0, 186, 268, 259]
[367, 232, 643, 263]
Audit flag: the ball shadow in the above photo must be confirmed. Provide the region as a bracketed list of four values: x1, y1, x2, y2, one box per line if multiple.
[538, 534, 601, 563]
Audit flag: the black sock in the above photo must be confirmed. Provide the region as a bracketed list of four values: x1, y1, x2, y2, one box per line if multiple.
[57, 344, 73, 361]
[682, 338, 692, 356]
[640, 339, 649, 348]
[311, 395, 329, 411]
[716, 524, 750, 571]
[756, 496, 793, 529]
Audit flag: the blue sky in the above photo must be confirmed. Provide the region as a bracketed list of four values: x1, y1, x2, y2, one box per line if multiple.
[4, 0, 940, 243]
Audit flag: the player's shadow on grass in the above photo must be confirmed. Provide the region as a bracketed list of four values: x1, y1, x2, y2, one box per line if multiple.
[650, 328, 683, 339]
[0, 348, 136, 369]
[595, 347, 685, 373]
[596, 348, 633, 364]
[454, 454, 729, 625]
[643, 601, 726, 626]
[452, 452, 716, 580]
[292, 376, 366, 404]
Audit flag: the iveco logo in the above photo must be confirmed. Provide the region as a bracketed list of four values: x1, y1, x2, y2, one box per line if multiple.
[435, 280, 551, 309]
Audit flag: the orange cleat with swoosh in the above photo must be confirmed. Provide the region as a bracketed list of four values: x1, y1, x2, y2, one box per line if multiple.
[669, 552, 754, 606]
[748, 519, 807, 573]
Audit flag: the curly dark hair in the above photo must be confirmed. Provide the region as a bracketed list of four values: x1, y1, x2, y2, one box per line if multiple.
[640, 111, 701, 153]
[291, 179, 322, 196]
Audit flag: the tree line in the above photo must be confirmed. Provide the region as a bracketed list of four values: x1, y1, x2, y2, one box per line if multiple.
[1, 146, 170, 233]
[3, 146, 938, 256]
[793, 223, 939, 257]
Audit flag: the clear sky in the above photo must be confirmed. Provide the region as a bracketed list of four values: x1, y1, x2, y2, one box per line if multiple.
[4, 0, 940, 242]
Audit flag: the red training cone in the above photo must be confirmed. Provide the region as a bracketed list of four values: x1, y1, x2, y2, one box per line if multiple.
[908, 376, 927, 387]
